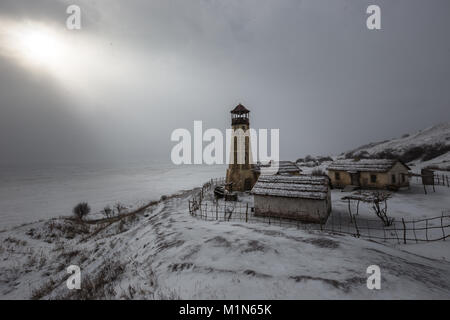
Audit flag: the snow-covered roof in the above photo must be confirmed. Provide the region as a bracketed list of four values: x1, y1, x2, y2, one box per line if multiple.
[253, 161, 302, 175]
[327, 159, 409, 173]
[251, 175, 329, 200]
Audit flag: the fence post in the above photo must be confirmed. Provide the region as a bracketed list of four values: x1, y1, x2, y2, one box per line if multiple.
[402, 218, 407, 244]
[331, 212, 334, 233]
[205, 203, 207, 220]
[353, 216, 360, 238]
[425, 219, 429, 241]
[393, 223, 400, 244]
[442, 213, 446, 241]
[413, 219, 418, 243]
[216, 202, 218, 220]
[245, 203, 248, 223]
[347, 199, 353, 222]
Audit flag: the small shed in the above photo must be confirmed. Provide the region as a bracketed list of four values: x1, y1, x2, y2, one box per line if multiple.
[327, 159, 410, 190]
[421, 168, 435, 185]
[251, 175, 331, 223]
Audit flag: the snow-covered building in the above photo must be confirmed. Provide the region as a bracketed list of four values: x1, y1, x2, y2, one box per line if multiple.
[253, 161, 302, 176]
[327, 159, 410, 190]
[251, 175, 331, 223]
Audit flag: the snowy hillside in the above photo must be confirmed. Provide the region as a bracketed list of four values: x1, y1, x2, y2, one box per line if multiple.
[344, 122, 450, 169]
[1, 188, 450, 299]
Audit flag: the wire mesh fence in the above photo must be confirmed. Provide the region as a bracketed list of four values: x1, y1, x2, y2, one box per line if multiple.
[188, 179, 450, 244]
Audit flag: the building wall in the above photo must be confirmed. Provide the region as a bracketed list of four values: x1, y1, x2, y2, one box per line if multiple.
[387, 162, 410, 187]
[360, 171, 389, 189]
[226, 168, 259, 191]
[328, 170, 352, 188]
[254, 195, 331, 223]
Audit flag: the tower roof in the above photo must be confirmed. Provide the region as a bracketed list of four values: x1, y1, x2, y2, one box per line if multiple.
[230, 103, 250, 114]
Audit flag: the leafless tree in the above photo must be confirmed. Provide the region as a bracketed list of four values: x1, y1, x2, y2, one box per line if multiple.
[370, 191, 394, 226]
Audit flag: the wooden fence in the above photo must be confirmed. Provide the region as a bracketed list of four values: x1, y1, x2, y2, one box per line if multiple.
[433, 173, 450, 187]
[410, 171, 450, 194]
[188, 179, 450, 244]
[189, 178, 450, 244]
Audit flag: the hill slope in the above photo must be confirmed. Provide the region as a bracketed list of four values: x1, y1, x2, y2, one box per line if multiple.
[344, 122, 450, 168]
[1, 189, 450, 299]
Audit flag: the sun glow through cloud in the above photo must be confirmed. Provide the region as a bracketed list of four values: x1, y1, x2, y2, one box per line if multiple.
[0, 19, 180, 114]
[0, 21, 69, 71]
[19, 28, 63, 65]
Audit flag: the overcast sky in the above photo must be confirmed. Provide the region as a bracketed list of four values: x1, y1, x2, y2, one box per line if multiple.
[0, 0, 449, 165]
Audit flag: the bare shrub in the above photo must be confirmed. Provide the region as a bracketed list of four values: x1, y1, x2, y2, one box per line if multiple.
[370, 191, 394, 226]
[114, 202, 126, 215]
[73, 202, 90, 221]
[102, 206, 113, 218]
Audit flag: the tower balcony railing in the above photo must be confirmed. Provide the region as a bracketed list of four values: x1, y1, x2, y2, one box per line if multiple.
[231, 117, 249, 125]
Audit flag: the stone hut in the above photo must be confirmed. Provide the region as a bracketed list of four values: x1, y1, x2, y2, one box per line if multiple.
[327, 159, 410, 190]
[251, 175, 331, 223]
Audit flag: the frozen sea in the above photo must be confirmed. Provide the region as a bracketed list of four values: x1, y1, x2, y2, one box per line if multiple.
[0, 162, 226, 229]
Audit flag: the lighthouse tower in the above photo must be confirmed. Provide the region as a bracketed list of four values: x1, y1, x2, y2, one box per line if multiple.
[225, 104, 259, 191]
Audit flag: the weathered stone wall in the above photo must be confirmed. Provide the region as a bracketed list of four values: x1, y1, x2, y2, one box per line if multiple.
[254, 195, 331, 223]
[226, 167, 258, 191]
[328, 170, 352, 188]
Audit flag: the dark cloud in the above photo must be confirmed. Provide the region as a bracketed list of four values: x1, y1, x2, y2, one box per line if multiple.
[0, 0, 449, 164]
[0, 57, 104, 164]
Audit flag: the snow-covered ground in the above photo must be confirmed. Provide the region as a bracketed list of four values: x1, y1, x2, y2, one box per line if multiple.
[1, 179, 449, 299]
